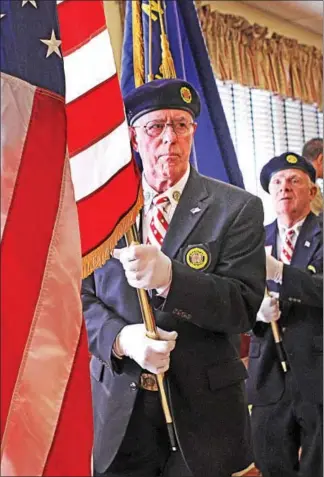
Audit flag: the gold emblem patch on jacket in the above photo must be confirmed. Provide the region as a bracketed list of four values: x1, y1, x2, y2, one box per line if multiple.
[185, 246, 210, 270]
[307, 264, 316, 274]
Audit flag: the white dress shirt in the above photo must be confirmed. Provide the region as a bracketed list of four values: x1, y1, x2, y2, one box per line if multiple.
[276, 217, 306, 260]
[141, 166, 190, 246]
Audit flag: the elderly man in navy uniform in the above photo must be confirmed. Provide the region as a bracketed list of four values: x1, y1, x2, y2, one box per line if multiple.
[247, 152, 323, 477]
[82, 79, 266, 477]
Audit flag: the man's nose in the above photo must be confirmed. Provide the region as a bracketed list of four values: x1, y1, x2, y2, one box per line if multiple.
[162, 124, 177, 142]
[279, 180, 290, 191]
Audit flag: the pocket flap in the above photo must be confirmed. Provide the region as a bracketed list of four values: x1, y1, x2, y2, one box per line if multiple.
[90, 356, 105, 382]
[207, 358, 248, 391]
[249, 342, 261, 358]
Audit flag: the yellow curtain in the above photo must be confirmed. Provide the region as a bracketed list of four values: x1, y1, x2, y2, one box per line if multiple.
[197, 5, 323, 109]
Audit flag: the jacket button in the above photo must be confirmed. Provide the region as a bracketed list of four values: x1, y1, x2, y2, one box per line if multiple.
[130, 382, 138, 390]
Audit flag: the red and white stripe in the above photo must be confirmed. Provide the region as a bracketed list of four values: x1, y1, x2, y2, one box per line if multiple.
[146, 196, 170, 247]
[57, 0, 141, 273]
[280, 229, 295, 264]
[1, 73, 93, 476]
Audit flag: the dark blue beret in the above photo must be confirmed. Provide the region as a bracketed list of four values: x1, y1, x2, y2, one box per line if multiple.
[124, 79, 201, 125]
[260, 152, 316, 192]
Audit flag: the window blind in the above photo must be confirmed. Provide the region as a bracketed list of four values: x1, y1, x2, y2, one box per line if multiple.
[217, 79, 323, 224]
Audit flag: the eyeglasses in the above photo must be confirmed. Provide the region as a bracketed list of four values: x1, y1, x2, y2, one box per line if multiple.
[133, 120, 195, 138]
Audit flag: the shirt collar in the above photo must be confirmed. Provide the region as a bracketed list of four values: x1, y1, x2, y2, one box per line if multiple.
[142, 165, 190, 213]
[278, 216, 307, 239]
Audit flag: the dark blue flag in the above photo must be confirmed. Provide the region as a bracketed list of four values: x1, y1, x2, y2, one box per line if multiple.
[0, 0, 64, 96]
[121, 0, 244, 188]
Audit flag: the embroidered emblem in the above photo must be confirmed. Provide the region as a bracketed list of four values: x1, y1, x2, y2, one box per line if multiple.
[180, 86, 192, 104]
[185, 246, 210, 270]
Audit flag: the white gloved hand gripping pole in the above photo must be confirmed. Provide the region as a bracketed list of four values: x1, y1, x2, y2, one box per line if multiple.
[124, 225, 177, 452]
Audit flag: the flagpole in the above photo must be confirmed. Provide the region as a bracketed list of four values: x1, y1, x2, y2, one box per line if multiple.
[265, 289, 288, 373]
[125, 225, 177, 452]
[127, 0, 177, 453]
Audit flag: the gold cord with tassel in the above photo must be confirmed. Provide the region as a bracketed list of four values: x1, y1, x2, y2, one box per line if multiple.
[147, 0, 154, 81]
[132, 0, 145, 87]
[158, 0, 176, 78]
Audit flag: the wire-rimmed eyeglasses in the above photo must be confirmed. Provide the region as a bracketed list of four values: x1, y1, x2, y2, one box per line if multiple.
[133, 120, 195, 138]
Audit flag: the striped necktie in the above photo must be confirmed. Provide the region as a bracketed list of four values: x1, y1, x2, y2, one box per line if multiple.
[146, 195, 170, 248]
[280, 229, 295, 264]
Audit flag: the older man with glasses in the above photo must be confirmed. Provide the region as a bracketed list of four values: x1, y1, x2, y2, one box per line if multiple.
[82, 79, 266, 477]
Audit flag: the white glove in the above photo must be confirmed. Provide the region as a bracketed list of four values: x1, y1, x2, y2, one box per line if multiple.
[256, 293, 281, 323]
[113, 244, 172, 292]
[114, 323, 178, 374]
[266, 254, 284, 283]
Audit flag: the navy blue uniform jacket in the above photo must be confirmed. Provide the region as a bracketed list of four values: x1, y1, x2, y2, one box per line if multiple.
[247, 212, 323, 406]
[82, 167, 266, 476]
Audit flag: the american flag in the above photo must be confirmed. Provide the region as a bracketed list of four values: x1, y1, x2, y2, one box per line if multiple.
[57, 0, 143, 278]
[1, 0, 141, 475]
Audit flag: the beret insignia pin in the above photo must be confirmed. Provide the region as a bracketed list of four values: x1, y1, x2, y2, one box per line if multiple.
[180, 86, 192, 104]
[172, 190, 181, 202]
[286, 154, 298, 164]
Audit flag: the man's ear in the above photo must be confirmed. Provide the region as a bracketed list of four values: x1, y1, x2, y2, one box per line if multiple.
[318, 152, 323, 165]
[129, 126, 139, 152]
[310, 184, 318, 200]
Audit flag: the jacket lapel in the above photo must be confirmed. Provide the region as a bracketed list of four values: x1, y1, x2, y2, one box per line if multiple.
[161, 168, 210, 259]
[265, 221, 278, 258]
[291, 213, 322, 267]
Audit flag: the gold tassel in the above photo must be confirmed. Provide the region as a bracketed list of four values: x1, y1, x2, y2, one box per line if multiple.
[159, 32, 176, 79]
[157, 1, 176, 79]
[82, 188, 144, 278]
[132, 0, 145, 87]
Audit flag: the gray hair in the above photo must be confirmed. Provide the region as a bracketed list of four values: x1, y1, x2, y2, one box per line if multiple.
[302, 138, 323, 163]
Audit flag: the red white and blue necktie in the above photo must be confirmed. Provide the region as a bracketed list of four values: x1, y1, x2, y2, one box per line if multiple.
[146, 195, 170, 248]
[280, 229, 295, 264]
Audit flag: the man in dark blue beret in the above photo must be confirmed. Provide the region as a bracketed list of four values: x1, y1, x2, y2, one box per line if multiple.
[247, 152, 323, 477]
[82, 78, 266, 477]
[302, 137, 323, 216]
[260, 151, 316, 193]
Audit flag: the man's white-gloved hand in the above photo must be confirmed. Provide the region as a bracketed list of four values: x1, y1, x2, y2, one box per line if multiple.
[256, 293, 281, 323]
[113, 244, 172, 291]
[114, 323, 178, 374]
[266, 254, 284, 283]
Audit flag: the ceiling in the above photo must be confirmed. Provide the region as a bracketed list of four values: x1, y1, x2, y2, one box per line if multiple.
[242, 1, 323, 35]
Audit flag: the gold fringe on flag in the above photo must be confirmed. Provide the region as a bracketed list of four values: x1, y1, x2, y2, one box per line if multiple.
[132, 0, 145, 87]
[82, 186, 144, 279]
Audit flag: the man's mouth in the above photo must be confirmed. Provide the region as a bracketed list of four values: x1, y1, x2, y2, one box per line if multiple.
[279, 197, 292, 202]
[159, 153, 179, 159]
